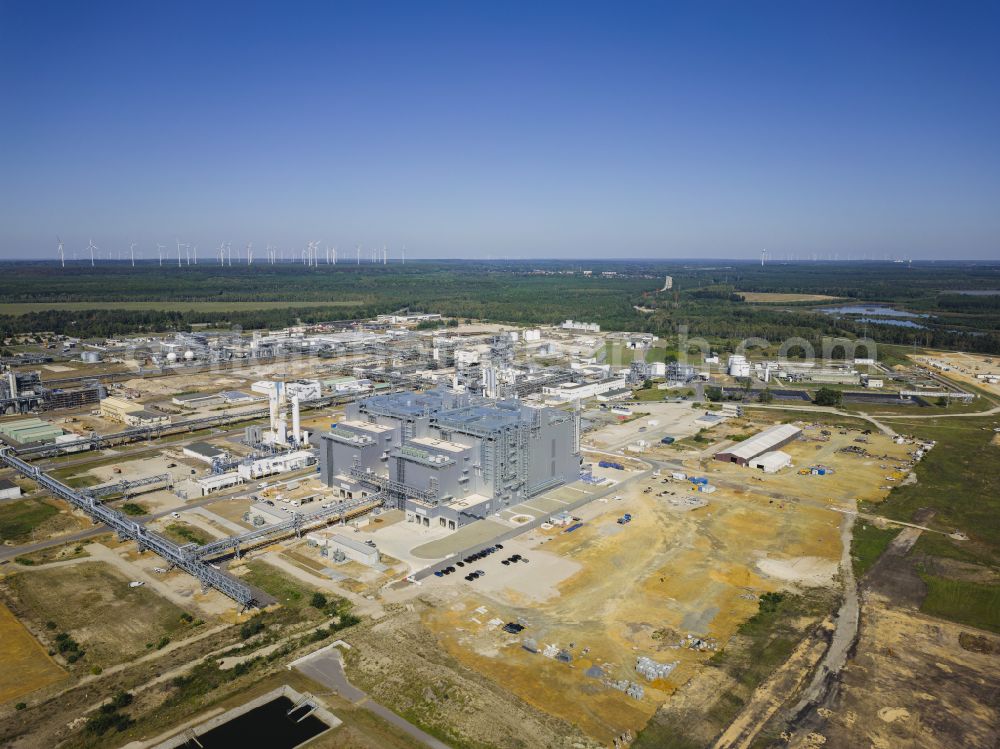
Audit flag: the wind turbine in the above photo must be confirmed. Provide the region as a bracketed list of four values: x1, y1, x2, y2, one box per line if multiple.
[383, 245, 387, 265]
[129, 242, 136, 267]
[401, 245, 406, 264]
[246, 242, 253, 265]
[156, 243, 166, 266]
[176, 239, 184, 268]
[86, 238, 98, 267]
[57, 237, 65, 268]
[760, 249, 767, 267]
[356, 244, 361, 265]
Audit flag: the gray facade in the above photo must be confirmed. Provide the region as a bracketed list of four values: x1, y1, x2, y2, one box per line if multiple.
[318, 420, 399, 485]
[318, 389, 580, 529]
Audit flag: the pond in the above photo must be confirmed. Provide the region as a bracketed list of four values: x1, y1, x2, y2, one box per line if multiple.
[818, 305, 929, 329]
[180, 695, 330, 749]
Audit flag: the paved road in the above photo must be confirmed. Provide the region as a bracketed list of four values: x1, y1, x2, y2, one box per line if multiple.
[295, 647, 451, 749]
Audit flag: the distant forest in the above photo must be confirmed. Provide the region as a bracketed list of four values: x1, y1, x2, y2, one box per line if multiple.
[1, 260, 999, 354]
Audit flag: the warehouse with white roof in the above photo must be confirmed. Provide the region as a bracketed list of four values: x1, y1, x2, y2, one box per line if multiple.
[714, 423, 801, 466]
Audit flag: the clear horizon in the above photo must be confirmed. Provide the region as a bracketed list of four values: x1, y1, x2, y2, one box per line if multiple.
[2, 1, 999, 261]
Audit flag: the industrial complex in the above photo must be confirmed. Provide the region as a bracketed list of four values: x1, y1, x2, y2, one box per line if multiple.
[0, 310, 987, 749]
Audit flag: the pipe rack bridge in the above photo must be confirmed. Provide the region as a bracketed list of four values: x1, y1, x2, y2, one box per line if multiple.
[83, 472, 173, 500]
[11, 393, 357, 458]
[0, 448, 255, 609]
[190, 493, 385, 561]
[0, 448, 386, 607]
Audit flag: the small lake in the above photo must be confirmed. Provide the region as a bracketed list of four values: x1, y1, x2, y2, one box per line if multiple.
[818, 305, 929, 329]
[181, 696, 329, 749]
[818, 305, 926, 318]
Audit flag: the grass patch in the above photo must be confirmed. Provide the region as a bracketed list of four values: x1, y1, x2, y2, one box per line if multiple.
[3, 562, 194, 668]
[62, 474, 101, 490]
[0, 498, 60, 542]
[911, 531, 997, 568]
[866, 416, 1000, 565]
[631, 387, 669, 402]
[919, 574, 1000, 633]
[162, 522, 209, 546]
[120, 503, 148, 517]
[851, 522, 901, 578]
[743, 406, 874, 431]
[14, 541, 92, 566]
[242, 560, 318, 612]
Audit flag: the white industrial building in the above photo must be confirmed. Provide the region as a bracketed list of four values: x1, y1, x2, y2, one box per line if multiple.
[237, 450, 314, 480]
[727, 354, 751, 378]
[124, 409, 171, 427]
[172, 393, 224, 408]
[307, 532, 380, 565]
[560, 320, 601, 332]
[751, 450, 792, 473]
[251, 379, 322, 402]
[183, 441, 227, 464]
[543, 377, 627, 403]
[194, 472, 245, 496]
[0, 479, 22, 500]
[715, 423, 802, 466]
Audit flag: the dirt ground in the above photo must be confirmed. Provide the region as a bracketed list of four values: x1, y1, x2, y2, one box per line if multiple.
[346, 606, 598, 749]
[787, 600, 1000, 749]
[0, 601, 67, 704]
[688, 423, 916, 509]
[583, 402, 709, 452]
[912, 351, 1000, 398]
[403, 419, 912, 745]
[420, 471, 843, 742]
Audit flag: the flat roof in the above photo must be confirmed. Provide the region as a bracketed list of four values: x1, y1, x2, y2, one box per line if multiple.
[446, 493, 491, 509]
[330, 533, 379, 555]
[338, 419, 396, 434]
[184, 441, 226, 457]
[409, 436, 468, 454]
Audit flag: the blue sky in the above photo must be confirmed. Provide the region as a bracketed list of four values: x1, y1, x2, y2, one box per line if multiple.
[1, 1, 998, 260]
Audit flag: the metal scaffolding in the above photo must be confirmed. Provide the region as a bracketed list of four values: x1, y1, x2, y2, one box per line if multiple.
[0, 448, 254, 607]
